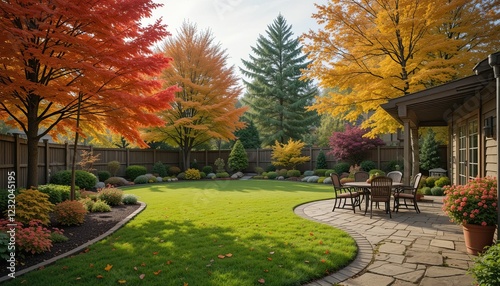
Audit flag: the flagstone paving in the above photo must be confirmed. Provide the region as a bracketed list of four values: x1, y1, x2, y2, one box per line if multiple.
[295, 196, 479, 286]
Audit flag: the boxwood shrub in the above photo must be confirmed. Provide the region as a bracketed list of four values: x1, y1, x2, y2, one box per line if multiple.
[125, 165, 147, 181]
[50, 170, 97, 190]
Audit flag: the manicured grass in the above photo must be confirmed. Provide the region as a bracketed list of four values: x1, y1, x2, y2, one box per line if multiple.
[7, 180, 357, 286]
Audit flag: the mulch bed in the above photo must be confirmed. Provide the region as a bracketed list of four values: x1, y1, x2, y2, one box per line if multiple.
[0, 203, 141, 277]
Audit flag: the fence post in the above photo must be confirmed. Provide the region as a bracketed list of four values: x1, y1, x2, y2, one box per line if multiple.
[14, 134, 21, 181]
[309, 147, 313, 170]
[44, 139, 49, 185]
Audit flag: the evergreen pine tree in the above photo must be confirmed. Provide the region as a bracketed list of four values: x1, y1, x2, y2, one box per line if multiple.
[419, 129, 441, 171]
[316, 150, 328, 169]
[241, 14, 319, 146]
[228, 140, 249, 172]
[234, 118, 261, 149]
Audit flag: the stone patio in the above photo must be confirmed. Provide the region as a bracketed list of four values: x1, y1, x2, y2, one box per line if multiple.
[294, 196, 479, 286]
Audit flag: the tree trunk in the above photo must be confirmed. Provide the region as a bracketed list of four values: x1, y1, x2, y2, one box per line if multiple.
[26, 133, 39, 188]
[182, 147, 191, 170]
[70, 93, 83, 200]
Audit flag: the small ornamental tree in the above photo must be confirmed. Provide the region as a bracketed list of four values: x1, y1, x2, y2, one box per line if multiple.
[316, 150, 328, 169]
[419, 129, 441, 171]
[228, 140, 249, 172]
[328, 125, 385, 165]
[271, 139, 310, 170]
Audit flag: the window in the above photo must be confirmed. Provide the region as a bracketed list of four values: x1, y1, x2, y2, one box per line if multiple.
[458, 118, 479, 185]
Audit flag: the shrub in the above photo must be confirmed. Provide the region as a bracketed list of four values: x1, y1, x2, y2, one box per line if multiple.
[265, 165, 276, 172]
[287, 169, 301, 178]
[168, 166, 181, 176]
[79, 197, 95, 211]
[202, 165, 213, 174]
[185, 168, 201, 180]
[316, 150, 328, 169]
[0, 231, 8, 260]
[277, 169, 288, 177]
[50, 230, 69, 243]
[134, 175, 149, 184]
[54, 200, 87, 226]
[206, 173, 216, 179]
[318, 177, 326, 183]
[0, 219, 52, 254]
[383, 160, 403, 173]
[80, 190, 99, 201]
[303, 170, 314, 176]
[97, 170, 111, 182]
[228, 140, 249, 171]
[340, 177, 355, 184]
[254, 166, 264, 175]
[360, 160, 376, 172]
[50, 170, 97, 190]
[435, 176, 451, 188]
[15, 189, 54, 225]
[314, 169, 327, 176]
[425, 176, 438, 188]
[125, 165, 147, 181]
[104, 176, 129, 187]
[421, 187, 432, 195]
[153, 161, 168, 177]
[333, 162, 350, 174]
[177, 172, 186, 180]
[91, 200, 111, 212]
[271, 139, 310, 169]
[216, 172, 230, 178]
[469, 243, 500, 285]
[38, 184, 77, 204]
[98, 188, 123, 206]
[199, 171, 207, 179]
[430, 186, 444, 196]
[368, 169, 385, 176]
[325, 169, 336, 176]
[122, 194, 138, 205]
[214, 158, 226, 173]
[267, 172, 278, 179]
[191, 159, 199, 170]
[107, 160, 121, 176]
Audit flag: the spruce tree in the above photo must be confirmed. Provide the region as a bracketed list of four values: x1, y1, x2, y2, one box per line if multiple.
[419, 129, 441, 171]
[316, 150, 328, 169]
[234, 118, 261, 149]
[241, 14, 318, 146]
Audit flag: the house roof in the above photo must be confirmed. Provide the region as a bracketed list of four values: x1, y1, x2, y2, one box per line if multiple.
[381, 55, 496, 127]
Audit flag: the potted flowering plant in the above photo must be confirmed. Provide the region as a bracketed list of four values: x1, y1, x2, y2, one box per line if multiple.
[442, 176, 498, 255]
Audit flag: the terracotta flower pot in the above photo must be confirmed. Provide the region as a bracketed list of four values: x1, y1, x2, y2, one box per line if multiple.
[462, 223, 496, 255]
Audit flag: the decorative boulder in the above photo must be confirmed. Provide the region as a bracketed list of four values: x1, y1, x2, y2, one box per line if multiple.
[95, 182, 106, 189]
[277, 176, 285, 180]
[323, 177, 332, 184]
[307, 176, 320, 183]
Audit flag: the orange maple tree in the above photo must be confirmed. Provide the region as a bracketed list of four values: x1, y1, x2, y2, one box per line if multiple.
[143, 22, 246, 169]
[0, 0, 177, 187]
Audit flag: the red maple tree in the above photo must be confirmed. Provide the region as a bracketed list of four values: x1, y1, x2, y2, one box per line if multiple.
[0, 0, 177, 187]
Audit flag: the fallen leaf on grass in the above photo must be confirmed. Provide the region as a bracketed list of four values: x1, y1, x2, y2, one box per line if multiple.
[118, 279, 126, 284]
[218, 254, 225, 259]
[267, 257, 272, 261]
[141, 262, 146, 267]
[225, 253, 233, 258]
[319, 240, 323, 245]
[269, 251, 274, 255]
[133, 267, 138, 271]
[62, 266, 68, 270]
[89, 263, 94, 268]
[76, 277, 81, 280]
[104, 264, 113, 272]
[264, 269, 269, 273]
[309, 232, 314, 236]
[139, 274, 145, 280]
[96, 275, 103, 279]
[258, 278, 265, 284]
[304, 260, 310, 263]
[325, 250, 330, 254]
[166, 260, 172, 265]
[153, 270, 162, 275]
[153, 251, 159, 255]
[183, 282, 188, 286]
[320, 259, 326, 263]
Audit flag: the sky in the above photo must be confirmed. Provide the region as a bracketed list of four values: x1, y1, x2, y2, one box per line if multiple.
[148, 0, 327, 86]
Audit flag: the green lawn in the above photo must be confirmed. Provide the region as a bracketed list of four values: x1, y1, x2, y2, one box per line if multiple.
[7, 180, 357, 286]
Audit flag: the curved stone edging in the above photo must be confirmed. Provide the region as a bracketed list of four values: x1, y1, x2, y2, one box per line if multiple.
[294, 200, 373, 285]
[0, 201, 147, 282]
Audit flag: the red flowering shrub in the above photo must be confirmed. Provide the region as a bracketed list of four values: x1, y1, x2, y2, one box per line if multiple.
[442, 177, 498, 226]
[0, 219, 53, 254]
[54, 200, 87, 226]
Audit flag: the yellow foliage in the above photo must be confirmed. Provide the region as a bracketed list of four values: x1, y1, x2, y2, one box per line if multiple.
[302, 0, 500, 136]
[271, 139, 310, 169]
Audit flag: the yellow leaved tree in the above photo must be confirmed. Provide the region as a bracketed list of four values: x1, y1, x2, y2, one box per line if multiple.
[302, 0, 500, 137]
[271, 139, 310, 170]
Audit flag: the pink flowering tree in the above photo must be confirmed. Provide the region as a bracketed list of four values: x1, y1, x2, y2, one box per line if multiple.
[328, 125, 385, 164]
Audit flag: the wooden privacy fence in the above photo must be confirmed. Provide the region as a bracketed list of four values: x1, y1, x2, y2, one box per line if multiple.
[0, 134, 447, 189]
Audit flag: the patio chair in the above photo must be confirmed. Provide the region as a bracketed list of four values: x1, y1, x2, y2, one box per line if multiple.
[331, 173, 361, 213]
[393, 173, 422, 213]
[387, 171, 403, 183]
[354, 171, 370, 182]
[369, 176, 393, 219]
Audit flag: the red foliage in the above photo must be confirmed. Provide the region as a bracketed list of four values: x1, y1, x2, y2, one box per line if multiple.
[328, 125, 385, 164]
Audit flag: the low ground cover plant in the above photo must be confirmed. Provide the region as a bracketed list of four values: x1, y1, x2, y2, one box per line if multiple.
[10, 180, 357, 286]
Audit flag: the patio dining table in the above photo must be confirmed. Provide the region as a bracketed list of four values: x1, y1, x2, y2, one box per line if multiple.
[344, 181, 403, 215]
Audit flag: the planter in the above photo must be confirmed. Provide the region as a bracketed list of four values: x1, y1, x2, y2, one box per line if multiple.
[462, 223, 496, 255]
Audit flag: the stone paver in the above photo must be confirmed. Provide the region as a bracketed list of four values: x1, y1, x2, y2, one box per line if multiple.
[296, 196, 480, 286]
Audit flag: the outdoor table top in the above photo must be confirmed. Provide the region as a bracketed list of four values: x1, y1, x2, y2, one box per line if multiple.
[344, 181, 403, 188]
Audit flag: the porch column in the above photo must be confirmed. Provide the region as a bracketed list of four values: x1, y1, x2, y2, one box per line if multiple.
[411, 127, 420, 178]
[402, 119, 412, 185]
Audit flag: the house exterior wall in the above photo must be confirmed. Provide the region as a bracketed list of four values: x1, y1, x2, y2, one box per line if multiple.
[448, 83, 497, 185]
